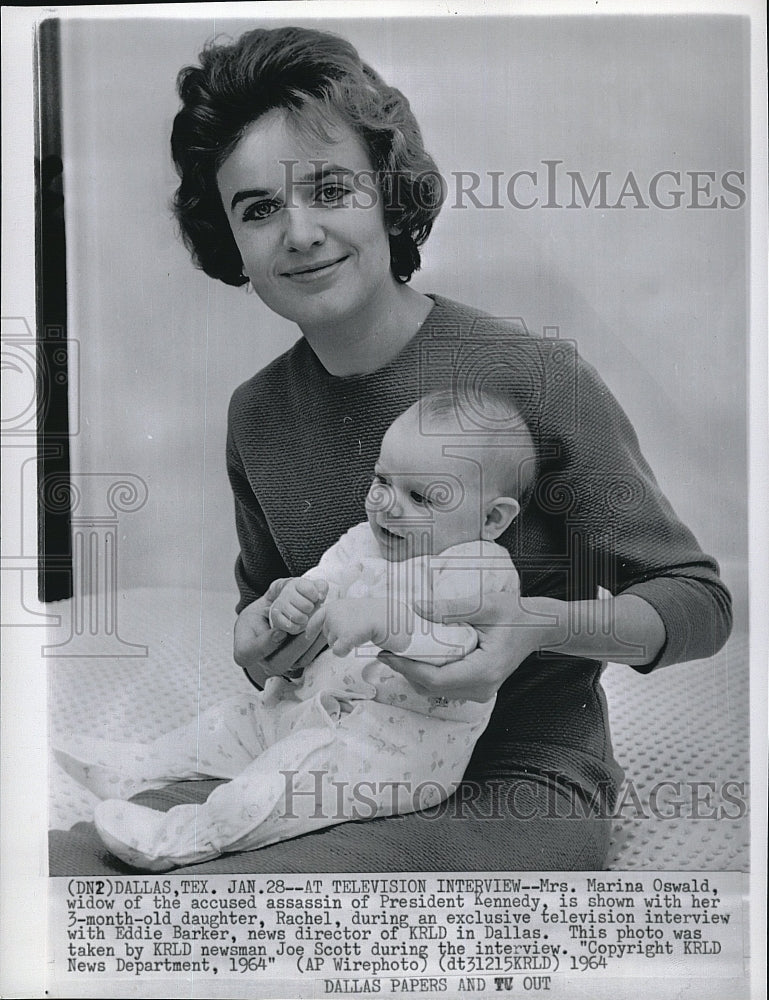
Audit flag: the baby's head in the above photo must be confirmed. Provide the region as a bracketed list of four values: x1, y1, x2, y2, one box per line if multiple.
[366, 388, 535, 561]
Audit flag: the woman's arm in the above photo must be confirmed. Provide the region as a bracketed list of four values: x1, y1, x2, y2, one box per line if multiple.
[227, 426, 290, 613]
[534, 338, 732, 669]
[381, 591, 665, 703]
[527, 593, 666, 665]
[228, 426, 327, 685]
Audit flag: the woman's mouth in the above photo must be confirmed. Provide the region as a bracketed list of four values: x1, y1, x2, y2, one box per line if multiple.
[282, 256, 348, 282]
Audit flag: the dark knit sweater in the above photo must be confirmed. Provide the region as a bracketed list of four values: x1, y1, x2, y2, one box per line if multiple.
[226, 294, 732, 796]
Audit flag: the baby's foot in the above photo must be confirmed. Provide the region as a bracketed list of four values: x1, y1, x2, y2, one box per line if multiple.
[94, 800, 220, 872]
[94, 800, 175, 871]
[54, 739, 170, 800]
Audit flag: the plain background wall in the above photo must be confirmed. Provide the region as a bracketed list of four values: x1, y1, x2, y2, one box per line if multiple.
[59, 14, 748, 625]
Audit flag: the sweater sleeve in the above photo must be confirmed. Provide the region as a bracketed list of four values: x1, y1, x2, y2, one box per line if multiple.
[226, 421, 290, 614]
[537, 341, 732, 672]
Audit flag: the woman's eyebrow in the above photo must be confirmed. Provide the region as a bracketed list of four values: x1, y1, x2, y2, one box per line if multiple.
[230, 167, 353, 211]
[230, 187, 273, 211]
[294, 163, 354, 185]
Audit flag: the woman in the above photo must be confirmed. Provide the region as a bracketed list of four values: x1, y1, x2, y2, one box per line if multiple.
[169, 25, 731, 871]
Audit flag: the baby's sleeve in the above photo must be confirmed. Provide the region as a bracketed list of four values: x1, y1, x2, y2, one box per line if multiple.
[300, 522, 372, 598]
[399, 618, 479, 664]
[399, 545, 519, 665]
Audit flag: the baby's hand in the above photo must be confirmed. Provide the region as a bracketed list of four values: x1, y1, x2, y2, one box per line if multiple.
[268, 578, 329, 634]
[321, 598, 412, 657]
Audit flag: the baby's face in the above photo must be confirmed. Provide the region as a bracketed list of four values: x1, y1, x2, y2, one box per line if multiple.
[365, 414, 487, 562]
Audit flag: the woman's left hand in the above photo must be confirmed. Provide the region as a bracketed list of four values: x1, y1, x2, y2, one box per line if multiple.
[378, 593, 550, 703]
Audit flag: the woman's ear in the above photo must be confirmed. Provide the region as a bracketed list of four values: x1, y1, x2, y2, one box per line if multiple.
[482, 497, 520, 540]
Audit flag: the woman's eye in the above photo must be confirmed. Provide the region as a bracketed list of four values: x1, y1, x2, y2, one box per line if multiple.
[242, 199, 281, 222]
[316, 183, 349, 206]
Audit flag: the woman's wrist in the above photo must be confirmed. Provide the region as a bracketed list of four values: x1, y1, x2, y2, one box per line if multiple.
[521, 594, 666, 667]
[518, 597, 569, 655]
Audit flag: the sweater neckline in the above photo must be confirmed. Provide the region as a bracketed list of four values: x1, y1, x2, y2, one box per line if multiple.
[299, 293, 449, 384]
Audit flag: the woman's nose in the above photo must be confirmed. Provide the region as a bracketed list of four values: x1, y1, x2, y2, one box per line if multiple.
[283, 205, 325, 252]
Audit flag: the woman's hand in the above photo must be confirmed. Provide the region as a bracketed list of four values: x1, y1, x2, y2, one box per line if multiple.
[234, 579, 328, 688]
[379, 591, 668, 701]
[378, 593, 549, 703]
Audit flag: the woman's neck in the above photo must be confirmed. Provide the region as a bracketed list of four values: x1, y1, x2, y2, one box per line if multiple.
[300, 283, 434, 377]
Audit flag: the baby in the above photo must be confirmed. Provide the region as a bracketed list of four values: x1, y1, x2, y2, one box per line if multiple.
[55, 388, 534, 871]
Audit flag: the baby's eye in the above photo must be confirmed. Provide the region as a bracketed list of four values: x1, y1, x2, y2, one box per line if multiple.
[410, 490, 431, 507]
[315, 183, 350, 206]
[242, 199, 281, 222]
[373, 472, 390, 486]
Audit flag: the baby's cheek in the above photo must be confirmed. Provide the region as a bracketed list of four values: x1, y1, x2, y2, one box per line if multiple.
[366, 479, 394, 515]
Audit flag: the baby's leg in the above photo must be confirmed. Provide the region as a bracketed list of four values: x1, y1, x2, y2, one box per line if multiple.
[91, 696, 479, 872]
[218, 703, 482, 851]
[93, 724, 340, 870]
[92, 692, 408, 871]
[55, 694, 269, 800]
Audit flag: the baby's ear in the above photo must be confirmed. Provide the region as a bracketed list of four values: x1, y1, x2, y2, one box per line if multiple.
[482, 497, 520, 540]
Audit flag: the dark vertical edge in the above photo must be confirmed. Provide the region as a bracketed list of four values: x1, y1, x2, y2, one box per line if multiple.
[36, 18, 73, 601]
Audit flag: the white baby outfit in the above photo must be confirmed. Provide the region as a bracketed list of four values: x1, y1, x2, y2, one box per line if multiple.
[56, 523, 518, 871]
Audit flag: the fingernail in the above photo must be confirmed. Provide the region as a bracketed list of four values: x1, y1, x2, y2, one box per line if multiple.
[271, 630, 286, 643]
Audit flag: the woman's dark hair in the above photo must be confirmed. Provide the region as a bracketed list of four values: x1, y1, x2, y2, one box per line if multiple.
[171, 26, 444, 286]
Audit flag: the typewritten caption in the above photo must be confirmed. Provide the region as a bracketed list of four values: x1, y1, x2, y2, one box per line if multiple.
[51, 872, 746, 997]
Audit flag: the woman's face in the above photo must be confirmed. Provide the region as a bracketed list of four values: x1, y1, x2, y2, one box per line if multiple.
[217, 110, 395, 334]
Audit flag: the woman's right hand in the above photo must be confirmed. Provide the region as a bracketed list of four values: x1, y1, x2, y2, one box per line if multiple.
[233, 579, 328, 688]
